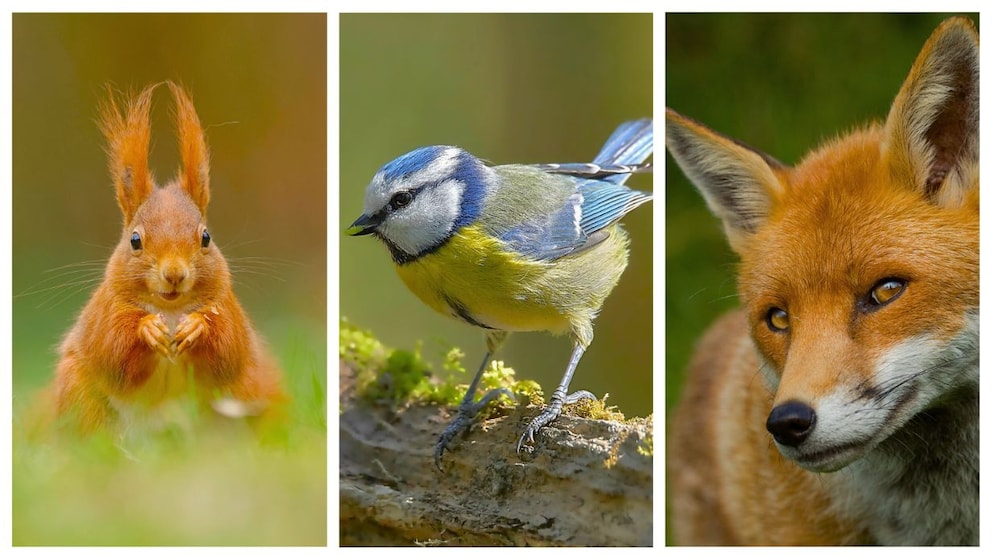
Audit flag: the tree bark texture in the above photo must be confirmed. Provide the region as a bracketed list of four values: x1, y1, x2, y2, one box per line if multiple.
[339, 361, 654, 546]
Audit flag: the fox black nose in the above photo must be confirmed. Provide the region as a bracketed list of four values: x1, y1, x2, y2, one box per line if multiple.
[766, 401, 816, 447]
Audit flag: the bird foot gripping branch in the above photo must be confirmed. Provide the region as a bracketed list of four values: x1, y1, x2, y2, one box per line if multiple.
[434, 386, 515, 471]
[516, 387, 596, 454]
[348, 120, 652, 469]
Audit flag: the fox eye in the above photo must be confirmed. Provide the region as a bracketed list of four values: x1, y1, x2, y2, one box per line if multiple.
[869, 278, 906, 306]
[389, 191, 413, 210]
[130, 231, 142, 251]
[766, 307, 789, 332]
[201, 229, 211, 248]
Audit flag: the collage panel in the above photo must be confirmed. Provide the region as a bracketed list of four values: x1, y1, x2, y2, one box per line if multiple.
[666, 12, 978, 546]
[339, 12, 654, 547]
[10, 12, 327, 546]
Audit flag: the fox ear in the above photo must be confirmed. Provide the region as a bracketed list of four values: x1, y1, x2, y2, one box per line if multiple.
[99, 84, 157, 223]
[168, 81, 211, 216]
[665, 108, 788, 252]
[883, 16, 979, 207]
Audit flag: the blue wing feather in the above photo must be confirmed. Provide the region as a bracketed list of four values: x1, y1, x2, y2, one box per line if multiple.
[531, 120, 653, 185]
[499, 192, 585, 260]
[501, 178, 652, 260]
[498, 119, 653, 260]
[576, 179, 652, 234]
[593, 118, 653, 183]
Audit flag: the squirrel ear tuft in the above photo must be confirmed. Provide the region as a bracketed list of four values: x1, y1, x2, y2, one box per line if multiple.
[168, 81, 211, 216]
[99, 83, 157, 222]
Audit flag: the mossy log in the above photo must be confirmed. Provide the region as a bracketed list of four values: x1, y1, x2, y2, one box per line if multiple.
[339, 360, 654, 546]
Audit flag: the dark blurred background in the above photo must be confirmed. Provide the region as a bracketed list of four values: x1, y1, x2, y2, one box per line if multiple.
[665, 13, 978, 410]
[12, 13, 326, 396]
[340, 13, 654, 417]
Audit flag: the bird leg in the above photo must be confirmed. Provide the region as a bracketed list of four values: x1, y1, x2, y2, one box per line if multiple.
[434, 332, 514, 471]
[517, 342, 595, 452]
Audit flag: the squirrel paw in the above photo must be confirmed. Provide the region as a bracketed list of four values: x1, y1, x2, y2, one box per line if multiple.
[138, 313, 171, 357]
[173, 311, 209, 354]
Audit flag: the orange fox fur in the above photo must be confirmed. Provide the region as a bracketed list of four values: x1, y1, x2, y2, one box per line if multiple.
[51, 82, 285, 434]
[666, 17, 978, 545]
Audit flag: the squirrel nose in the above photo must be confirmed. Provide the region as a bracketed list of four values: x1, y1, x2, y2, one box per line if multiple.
[161, 261, 189, 286]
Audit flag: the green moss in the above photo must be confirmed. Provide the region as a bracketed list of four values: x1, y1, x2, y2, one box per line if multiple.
[340, 320, 653, 431]
[339, 319, 541, 413]
[569, 393, 626, 422]
[637, 431, 654, 457]
[339, 317, 389, 373]
[601, 416, 654, 469]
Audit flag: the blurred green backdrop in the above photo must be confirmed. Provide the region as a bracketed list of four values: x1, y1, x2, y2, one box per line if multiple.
[340, 14, 654, 417]
[12, 13, 326, 545]
[665, 13, 978, 410]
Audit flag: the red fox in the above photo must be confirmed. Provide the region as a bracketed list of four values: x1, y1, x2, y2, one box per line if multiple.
[666, 17, 978, 545]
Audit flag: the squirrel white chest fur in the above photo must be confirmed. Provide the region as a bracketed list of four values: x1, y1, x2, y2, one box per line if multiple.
[108, 306, 202, 430]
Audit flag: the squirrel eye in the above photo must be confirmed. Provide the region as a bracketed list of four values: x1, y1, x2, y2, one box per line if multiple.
[130, 231, 142, 251]
[869, 278, 905, 306]
[389, 191, 413, 210]
[201, 229, 211, 248]
[766, 307, 789, 332]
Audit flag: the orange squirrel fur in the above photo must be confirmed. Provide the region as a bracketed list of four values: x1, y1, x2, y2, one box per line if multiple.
[51, 82, 286, 433]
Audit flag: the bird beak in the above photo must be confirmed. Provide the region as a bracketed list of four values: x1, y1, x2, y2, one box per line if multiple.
[346, 212, 382, 236]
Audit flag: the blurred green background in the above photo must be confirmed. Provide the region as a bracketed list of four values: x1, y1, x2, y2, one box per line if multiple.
[665, 13, 978, 412]
[12, 14, 326, 545]
[340, 14, 654, 417]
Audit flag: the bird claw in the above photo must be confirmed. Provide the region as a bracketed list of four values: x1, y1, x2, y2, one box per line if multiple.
[434, 413, 471, 472]
[516, 409, 557, 453]
[516, 389, 596, 453]
[434, 387, 516, 472]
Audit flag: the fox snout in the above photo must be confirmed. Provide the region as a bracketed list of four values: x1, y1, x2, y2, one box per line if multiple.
[766, 400, 815, 447]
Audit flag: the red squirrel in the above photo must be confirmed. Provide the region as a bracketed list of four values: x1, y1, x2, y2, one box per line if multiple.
[51, 82, 286, 433]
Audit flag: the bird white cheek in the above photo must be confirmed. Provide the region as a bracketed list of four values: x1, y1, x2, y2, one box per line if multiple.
[363, 147, 463, 214]
[381, 178, 464, 256]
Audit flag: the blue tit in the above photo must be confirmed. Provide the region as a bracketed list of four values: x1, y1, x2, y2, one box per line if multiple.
[348, 119, 652, 470]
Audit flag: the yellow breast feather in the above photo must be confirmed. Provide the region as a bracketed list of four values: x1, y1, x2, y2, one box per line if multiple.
[395, 223, 630, 343]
